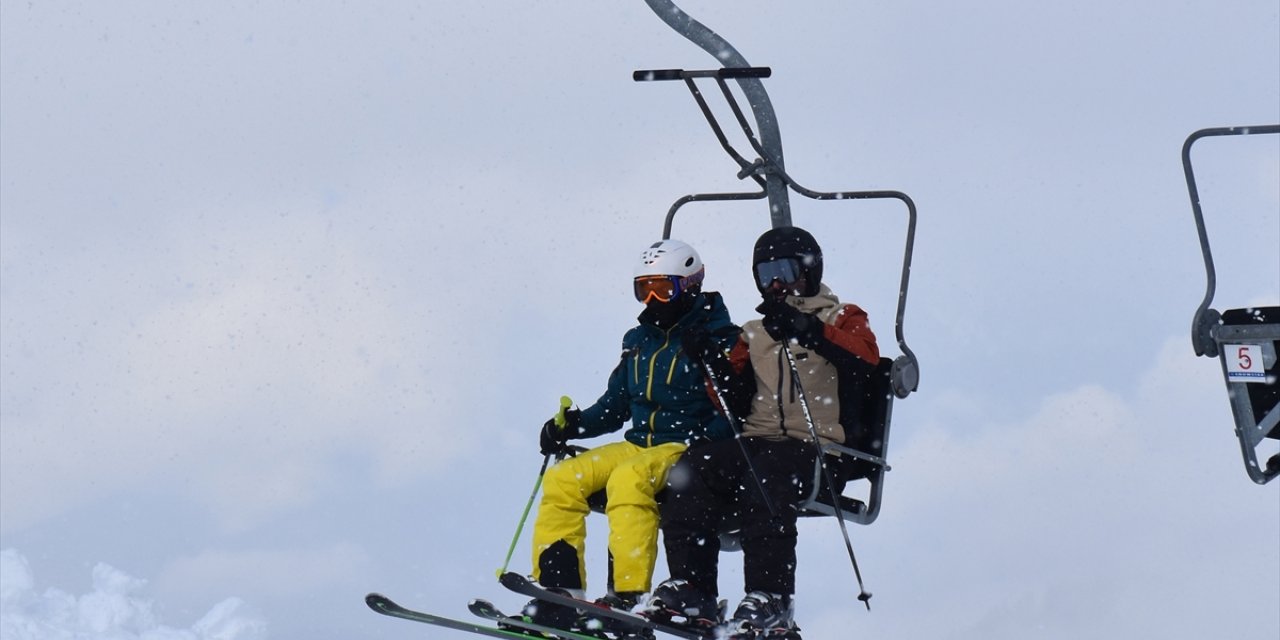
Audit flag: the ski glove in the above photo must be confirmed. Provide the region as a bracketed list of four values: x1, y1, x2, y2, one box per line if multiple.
[758, 300, 824, 349]
[539, 409, 581, 456]
[680, 325, 714, 364]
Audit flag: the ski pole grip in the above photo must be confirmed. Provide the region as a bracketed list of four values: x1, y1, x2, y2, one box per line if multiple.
[553, 395, 573, 429]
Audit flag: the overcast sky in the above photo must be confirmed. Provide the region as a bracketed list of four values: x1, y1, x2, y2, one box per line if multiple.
[2, 1, 1277, 639]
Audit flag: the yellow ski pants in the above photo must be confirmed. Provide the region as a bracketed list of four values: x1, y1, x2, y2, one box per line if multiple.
[532, 440, 686, 594]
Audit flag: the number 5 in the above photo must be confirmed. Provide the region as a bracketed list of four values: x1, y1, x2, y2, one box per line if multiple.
[1237, 346, 1253, 370]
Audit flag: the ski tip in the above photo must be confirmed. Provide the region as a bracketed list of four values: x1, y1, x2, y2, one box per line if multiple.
[468, 598, 499, 618]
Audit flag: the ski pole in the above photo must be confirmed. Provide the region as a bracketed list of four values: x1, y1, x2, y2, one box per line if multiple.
[496, 396, 573, 578]
[780, 342, 873, 610]
[700, 359, 777, 518]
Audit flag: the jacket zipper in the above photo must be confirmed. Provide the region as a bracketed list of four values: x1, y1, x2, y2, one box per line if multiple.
[644, 328, 674, 446]
[775, 346, 787, 436]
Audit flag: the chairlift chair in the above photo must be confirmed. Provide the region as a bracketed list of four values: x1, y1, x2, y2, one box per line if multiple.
[1183, 124, 1280, 485]
[575, 1, 922, 608]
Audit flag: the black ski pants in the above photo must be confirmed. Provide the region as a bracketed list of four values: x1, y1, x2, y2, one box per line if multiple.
[660, 436, 817, 598]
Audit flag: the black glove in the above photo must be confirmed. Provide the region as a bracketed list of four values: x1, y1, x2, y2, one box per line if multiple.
[757, 300, 824, 348]
[539, 409, 581, 456]
[681, 325, 714, 364]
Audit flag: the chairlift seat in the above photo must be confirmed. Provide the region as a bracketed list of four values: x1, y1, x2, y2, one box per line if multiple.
[585, 357, 895, 539]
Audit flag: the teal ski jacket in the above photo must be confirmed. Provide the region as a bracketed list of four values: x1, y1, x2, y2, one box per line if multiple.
[576, 291, 738, 447]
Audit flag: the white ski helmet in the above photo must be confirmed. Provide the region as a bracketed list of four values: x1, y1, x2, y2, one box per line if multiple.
[634, 239, 704, 279]
[633, 239, 706, 303]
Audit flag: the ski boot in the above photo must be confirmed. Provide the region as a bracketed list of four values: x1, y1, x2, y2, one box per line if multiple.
[720, 591, 802, 639]
[577, 590, 644, 638]
[509, 587, 581, 634]
[641, 579, 721, 632]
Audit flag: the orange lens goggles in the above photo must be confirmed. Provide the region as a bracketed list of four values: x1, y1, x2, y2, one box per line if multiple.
[634, 275, 680, 303]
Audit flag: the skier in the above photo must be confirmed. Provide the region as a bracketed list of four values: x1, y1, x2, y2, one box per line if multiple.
[645, 226, 880, 639]
[522, 239, 740, 632]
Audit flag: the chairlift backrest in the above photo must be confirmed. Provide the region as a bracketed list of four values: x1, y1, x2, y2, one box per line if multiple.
[798, 357, 895, 524]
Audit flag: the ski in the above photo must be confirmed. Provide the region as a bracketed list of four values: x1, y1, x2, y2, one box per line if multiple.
[718, 623, 803, 640]
[467, 598, 640, 640]
[366, 592, 591, 640]
[498, 572, 712, 640]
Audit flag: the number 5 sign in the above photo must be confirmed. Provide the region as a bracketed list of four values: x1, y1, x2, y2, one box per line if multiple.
[1224, 344, 1266, 382]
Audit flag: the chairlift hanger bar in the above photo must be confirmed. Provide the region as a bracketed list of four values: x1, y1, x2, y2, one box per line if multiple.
[642, 0, 791, 228]
[1183, 124, 1280, 358]
[641, 69, 776, 241]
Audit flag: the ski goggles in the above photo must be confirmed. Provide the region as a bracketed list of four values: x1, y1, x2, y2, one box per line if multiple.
[754, 257, 804, 289]
[634, 269, 704, 304]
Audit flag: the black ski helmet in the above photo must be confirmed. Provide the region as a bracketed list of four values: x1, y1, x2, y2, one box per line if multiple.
[752, 226, 823, 296]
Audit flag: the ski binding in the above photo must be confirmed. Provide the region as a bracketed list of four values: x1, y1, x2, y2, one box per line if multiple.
[498, 572, 714, 639]
[367, 592, 598, 640]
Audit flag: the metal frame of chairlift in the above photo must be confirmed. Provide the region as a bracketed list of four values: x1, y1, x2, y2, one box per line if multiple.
[637, 0, 920, 524]
[1183, 124, 1280, 485]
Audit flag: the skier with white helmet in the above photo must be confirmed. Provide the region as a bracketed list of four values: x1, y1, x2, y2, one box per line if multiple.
[520, 238, 740, 633]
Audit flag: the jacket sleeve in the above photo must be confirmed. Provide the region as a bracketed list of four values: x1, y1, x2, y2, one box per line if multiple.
[813, 304, 880, 375]
[575, 349, 633, 439]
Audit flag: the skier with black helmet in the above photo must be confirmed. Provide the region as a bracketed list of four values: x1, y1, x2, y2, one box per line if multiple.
[645, 226, 880, 639]
[520, 239, 740, 633]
